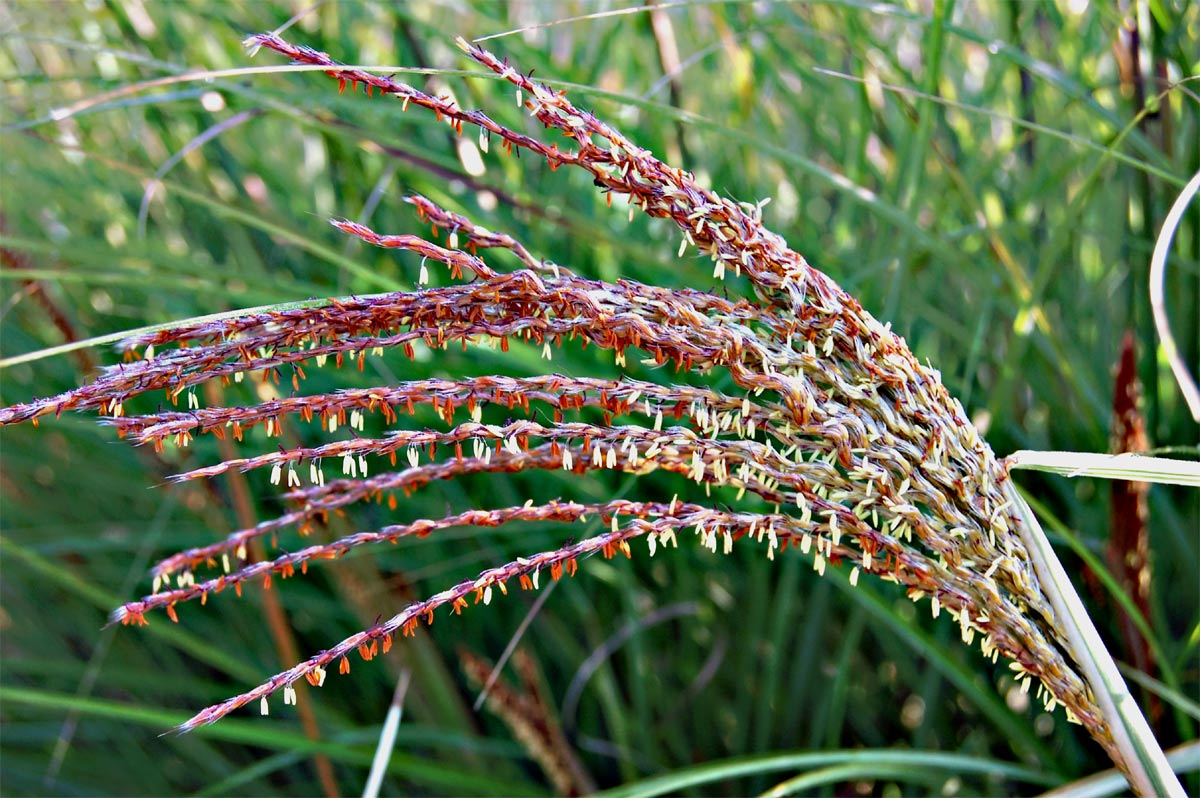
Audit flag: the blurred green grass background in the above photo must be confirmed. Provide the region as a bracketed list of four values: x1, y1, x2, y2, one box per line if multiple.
[1, 1, 1196, 795]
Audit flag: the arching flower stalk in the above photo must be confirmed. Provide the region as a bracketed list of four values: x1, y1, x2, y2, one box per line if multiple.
[0, 30, 1152, 784]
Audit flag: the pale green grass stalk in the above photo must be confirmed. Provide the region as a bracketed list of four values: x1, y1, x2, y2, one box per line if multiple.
[1007, 485, 1181, 797]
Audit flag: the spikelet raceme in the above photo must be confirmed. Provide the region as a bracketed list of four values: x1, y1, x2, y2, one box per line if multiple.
[0, 32, 1121, 766]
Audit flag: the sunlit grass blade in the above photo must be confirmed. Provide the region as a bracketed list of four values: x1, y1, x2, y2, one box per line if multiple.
[1008, 450, 1200, 486]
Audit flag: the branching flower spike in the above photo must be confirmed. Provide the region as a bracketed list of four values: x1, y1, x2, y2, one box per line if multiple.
[0, 30, 1141, 780]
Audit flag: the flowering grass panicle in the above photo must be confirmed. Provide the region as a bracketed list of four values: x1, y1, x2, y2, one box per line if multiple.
[0, 31, 1123, 769]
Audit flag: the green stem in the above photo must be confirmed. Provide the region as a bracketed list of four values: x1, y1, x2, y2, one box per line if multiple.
[1004, 482, 1183, 797]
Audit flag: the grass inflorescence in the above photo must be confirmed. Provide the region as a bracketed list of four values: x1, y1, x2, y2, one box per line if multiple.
[2, 4, 1195, 797]
[3, 26, 1126, 758]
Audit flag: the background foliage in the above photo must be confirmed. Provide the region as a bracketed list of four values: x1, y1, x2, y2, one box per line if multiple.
[1, 1, 1196, 795]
